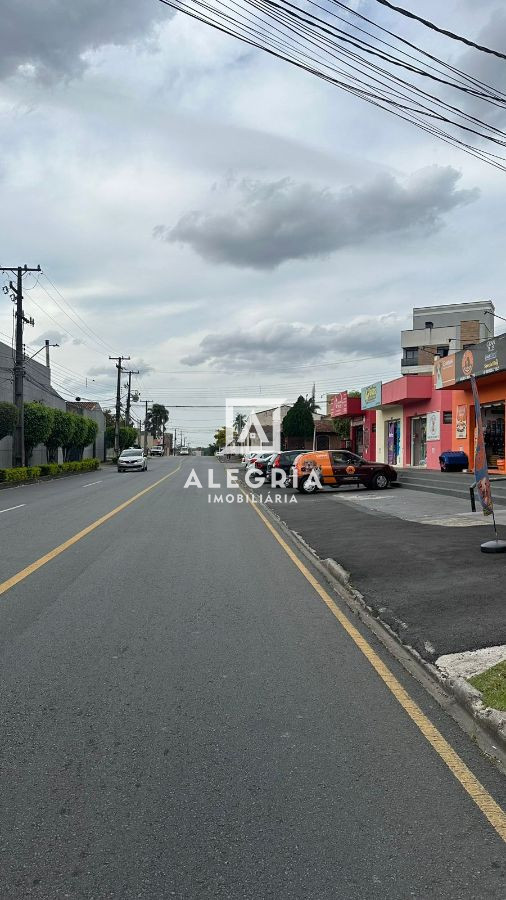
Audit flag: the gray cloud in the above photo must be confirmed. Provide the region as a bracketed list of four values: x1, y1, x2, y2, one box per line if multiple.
[159, 167, 478, 269]
[453, 10, 506, 127]
[87, 365, 116, 379]
[34, 329, 68, 345]
[2, 1, 167, 81]
[88, 359, 153, 379]
[131, 359, 154, 377]
[181, 315, 404, 371]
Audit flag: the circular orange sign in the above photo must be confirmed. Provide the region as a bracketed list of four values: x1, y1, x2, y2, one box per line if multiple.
[346, 465, 356, 475]
[462, 349, 474, 377]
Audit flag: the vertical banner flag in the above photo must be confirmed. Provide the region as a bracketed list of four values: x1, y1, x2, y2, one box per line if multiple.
[470, 375, 494, 516]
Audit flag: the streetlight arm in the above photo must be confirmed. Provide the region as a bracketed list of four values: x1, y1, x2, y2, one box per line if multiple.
[27, 342, 59, 360]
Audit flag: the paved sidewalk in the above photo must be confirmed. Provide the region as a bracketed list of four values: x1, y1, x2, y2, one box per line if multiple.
[252, 481, 506, 662]
[398, 467, 506, 507]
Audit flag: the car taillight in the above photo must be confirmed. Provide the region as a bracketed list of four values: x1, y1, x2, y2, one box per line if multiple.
[273, 455, 281, 467]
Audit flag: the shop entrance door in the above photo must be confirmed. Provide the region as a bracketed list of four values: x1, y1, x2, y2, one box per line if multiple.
[387, 420, 400, 465]
[411, 416, 427, 466]
[481, 402, 505, 469]
[354, 425, 364, 458]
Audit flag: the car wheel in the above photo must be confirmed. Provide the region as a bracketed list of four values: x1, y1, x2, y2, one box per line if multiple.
[371, 472, 389, 490]
[440, 464, 447, 472]
[297, 475, 318, 494]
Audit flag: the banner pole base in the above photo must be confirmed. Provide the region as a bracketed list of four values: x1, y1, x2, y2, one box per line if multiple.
[480, 539, 506, 553]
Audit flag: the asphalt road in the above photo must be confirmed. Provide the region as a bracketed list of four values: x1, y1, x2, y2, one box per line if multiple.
[250, 476, 506, 661]
[0, 457, 505, 898]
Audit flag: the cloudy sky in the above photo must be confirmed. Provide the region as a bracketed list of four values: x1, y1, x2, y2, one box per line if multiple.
[1, 0, 505, 444]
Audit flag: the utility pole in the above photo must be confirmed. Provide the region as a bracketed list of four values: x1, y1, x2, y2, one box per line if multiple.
[143, 400, 151, 456]
[109, 355, 130, 456]
[1, 264, 40, 467]
[45, 339, 50, 368]
[124, 368, 139, 427]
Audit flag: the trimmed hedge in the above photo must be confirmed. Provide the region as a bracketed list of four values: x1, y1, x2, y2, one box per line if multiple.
[0, 458, 100, 483]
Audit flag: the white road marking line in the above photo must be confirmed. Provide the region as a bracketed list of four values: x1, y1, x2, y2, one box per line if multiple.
[0, 504, 26, 514]
[82, 481, 102, 488]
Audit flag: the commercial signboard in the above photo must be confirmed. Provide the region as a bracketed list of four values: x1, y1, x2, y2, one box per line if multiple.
[456, 335, 506, 382]
[434, 355, 456, 389]
[470, 375, 494, 516]
[434, 335, 506, 387]
[361, 381, 382, 409]
[330, 392, 348, 417]
[426, 411, 440, 441]
[330, 392, 362, 417]
[456, 404, 467, 439]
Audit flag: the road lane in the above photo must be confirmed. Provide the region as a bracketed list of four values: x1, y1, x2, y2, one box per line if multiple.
[0, 457, 183, 581]
[0, 503, 25, 514]
[0, 457, 505, 898]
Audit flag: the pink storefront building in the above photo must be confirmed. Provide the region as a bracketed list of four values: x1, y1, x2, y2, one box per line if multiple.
[374, 375, 454, 469]
[329, 390, 377, 461]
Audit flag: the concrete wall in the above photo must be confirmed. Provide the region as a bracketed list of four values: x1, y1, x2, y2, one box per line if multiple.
[0, 340, 66, 468]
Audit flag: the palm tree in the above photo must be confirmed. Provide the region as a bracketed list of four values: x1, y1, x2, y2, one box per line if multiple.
[146, 403, 169, 438]
[234, 412, 246, 436]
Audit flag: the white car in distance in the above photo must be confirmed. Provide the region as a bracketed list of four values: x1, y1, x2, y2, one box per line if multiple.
[117, 448, 148, 472]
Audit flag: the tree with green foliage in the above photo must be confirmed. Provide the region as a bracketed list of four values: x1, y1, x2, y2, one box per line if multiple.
[62, 414, 100, 460]
[84, 417, 99, 450]
[105, 424, 138, 452]
[282, 396, 314, 441]
[214, 426, 226, 449]
[0, 402, 18, 442]
[24, 403, 55, 463]
[146, 403, 169, 438]
[45, 409, 75, 461]
[333, 417, 351, 440]
[331, 391, 359, 441]
[61, 413, 83, 461]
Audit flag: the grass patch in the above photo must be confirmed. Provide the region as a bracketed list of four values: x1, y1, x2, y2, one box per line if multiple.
[469, 660, 506, 711]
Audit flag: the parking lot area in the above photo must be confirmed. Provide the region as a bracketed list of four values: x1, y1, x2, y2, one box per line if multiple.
[248, 474, 506, 662]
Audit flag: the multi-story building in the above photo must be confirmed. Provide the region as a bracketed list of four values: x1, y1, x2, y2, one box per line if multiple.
[401, 301, 495, 374]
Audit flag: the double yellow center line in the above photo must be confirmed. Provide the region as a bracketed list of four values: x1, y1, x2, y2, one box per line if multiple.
[0, 465, 181, 598]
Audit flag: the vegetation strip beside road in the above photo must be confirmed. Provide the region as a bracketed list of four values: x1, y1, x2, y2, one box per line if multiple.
[0, 458, 100, 484]
[0, 463, 182, 599]
[239, 485, 506, 843]
[470, 662, 506, 712]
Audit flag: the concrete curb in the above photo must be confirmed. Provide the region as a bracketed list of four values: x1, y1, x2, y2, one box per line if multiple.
[253, 492, 506, 754]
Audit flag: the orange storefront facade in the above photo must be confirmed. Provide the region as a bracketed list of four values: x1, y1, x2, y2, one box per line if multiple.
[435, 334, 506, 472]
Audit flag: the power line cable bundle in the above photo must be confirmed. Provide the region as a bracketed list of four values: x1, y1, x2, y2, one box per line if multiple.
[157, 0, 506, 170]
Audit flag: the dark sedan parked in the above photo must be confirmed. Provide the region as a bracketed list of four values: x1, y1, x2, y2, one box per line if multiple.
[266, 450, 306, 484]
[248, 453, 275, 477]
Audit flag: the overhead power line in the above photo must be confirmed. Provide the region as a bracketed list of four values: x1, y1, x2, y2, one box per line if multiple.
[157, 0, 506, 171]
[372, 0, 506, 61]
[40, 272, 118, 355]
